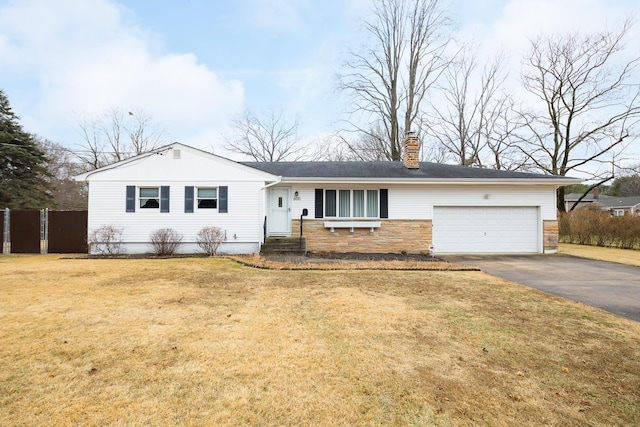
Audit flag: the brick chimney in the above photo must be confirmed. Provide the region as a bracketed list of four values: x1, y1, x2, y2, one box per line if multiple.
[403, 131, 420, 169]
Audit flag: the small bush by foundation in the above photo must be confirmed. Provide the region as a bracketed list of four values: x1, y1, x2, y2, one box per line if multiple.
[89, 224, 124, 255]
[196, 226, 226, 256]
[150, 228, 183, 256]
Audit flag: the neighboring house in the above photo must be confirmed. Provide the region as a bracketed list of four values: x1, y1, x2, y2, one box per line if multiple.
[76, 134, 578, 255]
[564, 192, 640, 216]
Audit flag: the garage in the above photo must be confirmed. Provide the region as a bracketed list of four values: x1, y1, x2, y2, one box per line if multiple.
[433, 206, 540, 253]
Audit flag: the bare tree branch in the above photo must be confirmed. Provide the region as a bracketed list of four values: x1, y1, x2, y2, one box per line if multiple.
[427, 50, 525, 169]
[338, 0, 452, 161]
[224, 109, 305, 162]
[517, 18, 640, 211]
[75, 107, 166, 169]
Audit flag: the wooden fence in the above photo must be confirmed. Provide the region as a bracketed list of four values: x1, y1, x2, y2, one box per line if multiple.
[2, 209, 88, 254]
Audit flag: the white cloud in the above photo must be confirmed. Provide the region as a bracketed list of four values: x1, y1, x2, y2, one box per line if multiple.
[241, 0, 307, 32]
[0, 0, 244, 149]
[458, 0, 638, 60]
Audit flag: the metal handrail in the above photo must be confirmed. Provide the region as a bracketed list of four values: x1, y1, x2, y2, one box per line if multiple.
[263, 216, 267, 243]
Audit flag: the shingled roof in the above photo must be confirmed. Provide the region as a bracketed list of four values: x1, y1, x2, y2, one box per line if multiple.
[242, 161, 571, 181]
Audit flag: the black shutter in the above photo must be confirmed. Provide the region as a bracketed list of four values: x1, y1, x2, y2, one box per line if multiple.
[219, 186, 228, 213]
[126, 186, 135, 212]
[380, 189, 388, 218]
[185, 186, 194, 213]
[160, 186, 170, 213]
[315, 189, 324, 218]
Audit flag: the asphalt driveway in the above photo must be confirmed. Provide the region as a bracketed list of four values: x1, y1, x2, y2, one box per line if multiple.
[443, 254, 640, 322]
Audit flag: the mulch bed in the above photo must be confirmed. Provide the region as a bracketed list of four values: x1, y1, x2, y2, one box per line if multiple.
[228, 252, 479, 271]
[263, 252, 443, 263]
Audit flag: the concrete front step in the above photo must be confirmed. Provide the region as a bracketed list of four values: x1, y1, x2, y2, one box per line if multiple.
[261, 237, 306, 255]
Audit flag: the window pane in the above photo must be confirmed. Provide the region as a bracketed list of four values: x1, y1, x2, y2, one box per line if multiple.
[140, 188, 158, 197]
[353, 190, 364, 217]
[339, 190, 350, 217]
[198, 199, 217, 208]
[366, 190, 378, 217]
[140, 187, 159, 208]
[325, 190, 336, 217]
[198, 188, 217, 198]
[197, 187, 218, 209]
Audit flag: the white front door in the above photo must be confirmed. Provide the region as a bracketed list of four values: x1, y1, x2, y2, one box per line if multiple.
[269, 188, 290, 235]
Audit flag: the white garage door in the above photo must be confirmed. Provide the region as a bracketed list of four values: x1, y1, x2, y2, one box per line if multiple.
[433, 207, 539, 254]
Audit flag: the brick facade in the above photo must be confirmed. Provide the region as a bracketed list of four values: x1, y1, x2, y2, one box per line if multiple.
[543, 220, 559, 252]
[291, 218, 560, 254]
[293, 218, 433, 254]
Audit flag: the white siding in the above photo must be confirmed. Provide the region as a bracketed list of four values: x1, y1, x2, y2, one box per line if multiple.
[290, 187, 317, 218]
[84, 146, 275, 254]
[287, 184, 558, 221]
[388, 185, 557, 220]
[88, 181, 267, 253]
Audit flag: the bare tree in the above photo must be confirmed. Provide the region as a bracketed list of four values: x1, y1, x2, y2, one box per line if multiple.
[428, 51, 526, 169]
[305, 132, 358, 161]
[37, 138, 87, 210]
[75, 107, 166, 169]
[339, 0, 451, 161]
[517, 19, 640, 211]
[224, 109, 304, 162]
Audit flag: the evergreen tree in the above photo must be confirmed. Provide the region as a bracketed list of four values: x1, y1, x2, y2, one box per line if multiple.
[0, 89, 53, 209]
[609, 175, 640, 197]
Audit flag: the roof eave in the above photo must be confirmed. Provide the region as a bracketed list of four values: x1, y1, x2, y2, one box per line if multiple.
[278, 177, 581, 185]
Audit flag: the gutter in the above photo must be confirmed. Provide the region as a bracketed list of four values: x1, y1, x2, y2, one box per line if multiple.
[274, 177, 582, 186]
[261, 176, 283, 189]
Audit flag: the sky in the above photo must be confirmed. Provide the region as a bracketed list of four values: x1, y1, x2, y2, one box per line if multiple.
[0, 0, 638, 163]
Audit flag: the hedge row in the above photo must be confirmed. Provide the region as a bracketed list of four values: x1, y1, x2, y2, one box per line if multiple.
[559, 210, 640, 249]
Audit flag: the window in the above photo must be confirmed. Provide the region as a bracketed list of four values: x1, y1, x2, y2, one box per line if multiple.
[126, 186, 169, 212]
[613, 209, 625, 217]
[185, 186, 227, 213]
[139, 187, 159, 209]
[339, 190, 350, 217]
[324, 189, 379, 218]
[325, 190, 337, 217]
[367, 190, 379, 217]
[197, 188, 217, 209]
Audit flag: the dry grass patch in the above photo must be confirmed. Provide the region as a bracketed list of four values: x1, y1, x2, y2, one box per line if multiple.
[559, 243, 640, 267]
[1, 255, 639, 426]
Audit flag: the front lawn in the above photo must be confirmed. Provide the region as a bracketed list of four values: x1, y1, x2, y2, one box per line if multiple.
[560, 243, 640, 267]
[1, 255, 638, 426]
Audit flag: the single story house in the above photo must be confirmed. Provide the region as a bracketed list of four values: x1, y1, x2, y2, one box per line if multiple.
[75, 134, 578, 255]
[564, 192, 640, 216]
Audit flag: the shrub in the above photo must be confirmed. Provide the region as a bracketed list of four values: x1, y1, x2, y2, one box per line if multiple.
[89, 225, 124, 255]
[196, 226, 226, 256]
[560, 210, 640, 249]
[150, 228, 183, 256]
